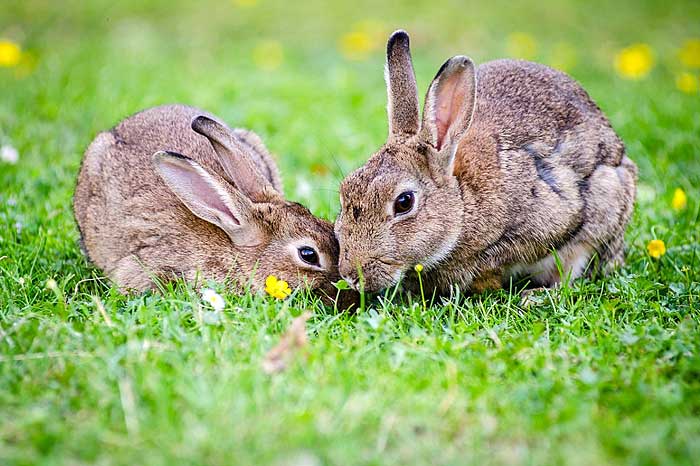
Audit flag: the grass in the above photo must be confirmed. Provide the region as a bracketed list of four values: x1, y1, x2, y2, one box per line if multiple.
[1, 0, 699, 464]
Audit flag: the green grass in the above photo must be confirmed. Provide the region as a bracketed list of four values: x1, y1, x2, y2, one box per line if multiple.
[1, 1, 700, 464]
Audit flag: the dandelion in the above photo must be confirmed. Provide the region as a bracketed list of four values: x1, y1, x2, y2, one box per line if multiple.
[646, 239, 666, 259]
[46, 278, 58, 291]
[18, 277, 25, 286]
[265, 275, 292, 300]
[679, 38, 700, 68]
[414, 263, 424, 273]
[252, 40, 283, 71]
[614, 44, 654, 80]
[0, 145, 19, 164]
[506, 32, 537, 60]
[201, 288, 225, 311]
[675, 72, 698, 94]
[339, 20, 384, 61]
[671, 188, 688, 211]
[0, 39, 21, 67]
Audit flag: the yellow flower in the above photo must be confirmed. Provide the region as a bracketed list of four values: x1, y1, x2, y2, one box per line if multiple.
[506, 32, 537, 60]
[339, 20, 384, 61]
[0, 39, 22, 67]
[265, 275, 292, 300]
[614, 44, 654, 80]
[46, 278, 58, 291]
[671, 188, 688, 211]
[676, 72, 699, 94]
[201, 288, 225, 311]
[414, 264, 424, 273]
[252, 40, 283, 71]
[339, 31, 374, 61]
[679, 39, 700, 68]
[647, 239, 666, 259]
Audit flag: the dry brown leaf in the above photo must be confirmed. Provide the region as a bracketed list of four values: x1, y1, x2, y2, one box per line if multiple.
[262, 312, 311, 374]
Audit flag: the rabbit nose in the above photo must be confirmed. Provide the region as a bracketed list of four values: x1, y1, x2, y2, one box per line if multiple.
[338, 259, 359, 288]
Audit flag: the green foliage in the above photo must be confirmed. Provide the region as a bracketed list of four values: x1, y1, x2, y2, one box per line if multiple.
[1, 1, 699, 464]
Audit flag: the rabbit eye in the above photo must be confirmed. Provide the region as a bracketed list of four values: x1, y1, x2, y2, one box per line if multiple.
[394, 191, 415, 215]
[298, 246, 320, 266]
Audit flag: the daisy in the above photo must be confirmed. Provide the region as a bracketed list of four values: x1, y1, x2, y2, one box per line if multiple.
[201, 288, 225, 311]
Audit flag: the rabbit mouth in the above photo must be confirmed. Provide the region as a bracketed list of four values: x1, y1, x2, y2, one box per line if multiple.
[354, 266, 404, 294]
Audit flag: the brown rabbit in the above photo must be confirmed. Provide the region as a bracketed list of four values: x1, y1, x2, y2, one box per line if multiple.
[335, 31, 637, 295]
[74, 104, 349, 303]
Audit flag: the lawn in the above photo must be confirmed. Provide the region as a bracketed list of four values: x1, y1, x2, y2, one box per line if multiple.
[1, 0, 699, 464]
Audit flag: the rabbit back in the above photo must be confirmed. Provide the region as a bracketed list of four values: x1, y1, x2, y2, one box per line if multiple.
[456, 60, 637, 286]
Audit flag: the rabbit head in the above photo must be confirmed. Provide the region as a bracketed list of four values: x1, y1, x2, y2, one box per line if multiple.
[335, 30, 477, 292]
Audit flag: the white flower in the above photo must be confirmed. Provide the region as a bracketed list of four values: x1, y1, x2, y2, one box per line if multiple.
[201, 288, 225, 311]
[0, 145, 19, 164]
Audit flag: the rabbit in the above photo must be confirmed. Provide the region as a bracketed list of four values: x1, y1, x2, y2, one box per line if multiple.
[334, 30, 637, 295]
[74, 104, 353, 305]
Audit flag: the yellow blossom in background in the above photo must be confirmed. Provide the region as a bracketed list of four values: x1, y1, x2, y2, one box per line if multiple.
[232, 0, 258, 7]
[46, 278, 58, 291]
[646, 239, 666, 259]
[614, 43, 654, 80]
[0, 39, 22, 67]
[675, 72, 699, 94]
[671, 188, 688, 211]
[550, 42, 577, 72]
[310, 163, 329, 176]
[265, 275, 292, 300]
[253, 40, 283, 71]
[414, 264, 424, 273]
[679, 39, 700, 68]
[339, 32, 373, 61]
[339, 20, 385, 61]
[506, 32, 537, 60]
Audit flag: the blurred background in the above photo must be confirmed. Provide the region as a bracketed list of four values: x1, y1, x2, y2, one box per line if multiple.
[0, 0, 698, 219]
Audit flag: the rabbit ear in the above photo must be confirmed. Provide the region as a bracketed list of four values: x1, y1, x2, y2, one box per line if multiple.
[420, 56, 477, 166]
[191, 116, 280, 202]
[153, 151, 262, 247]
[386, 30, 420, 139]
